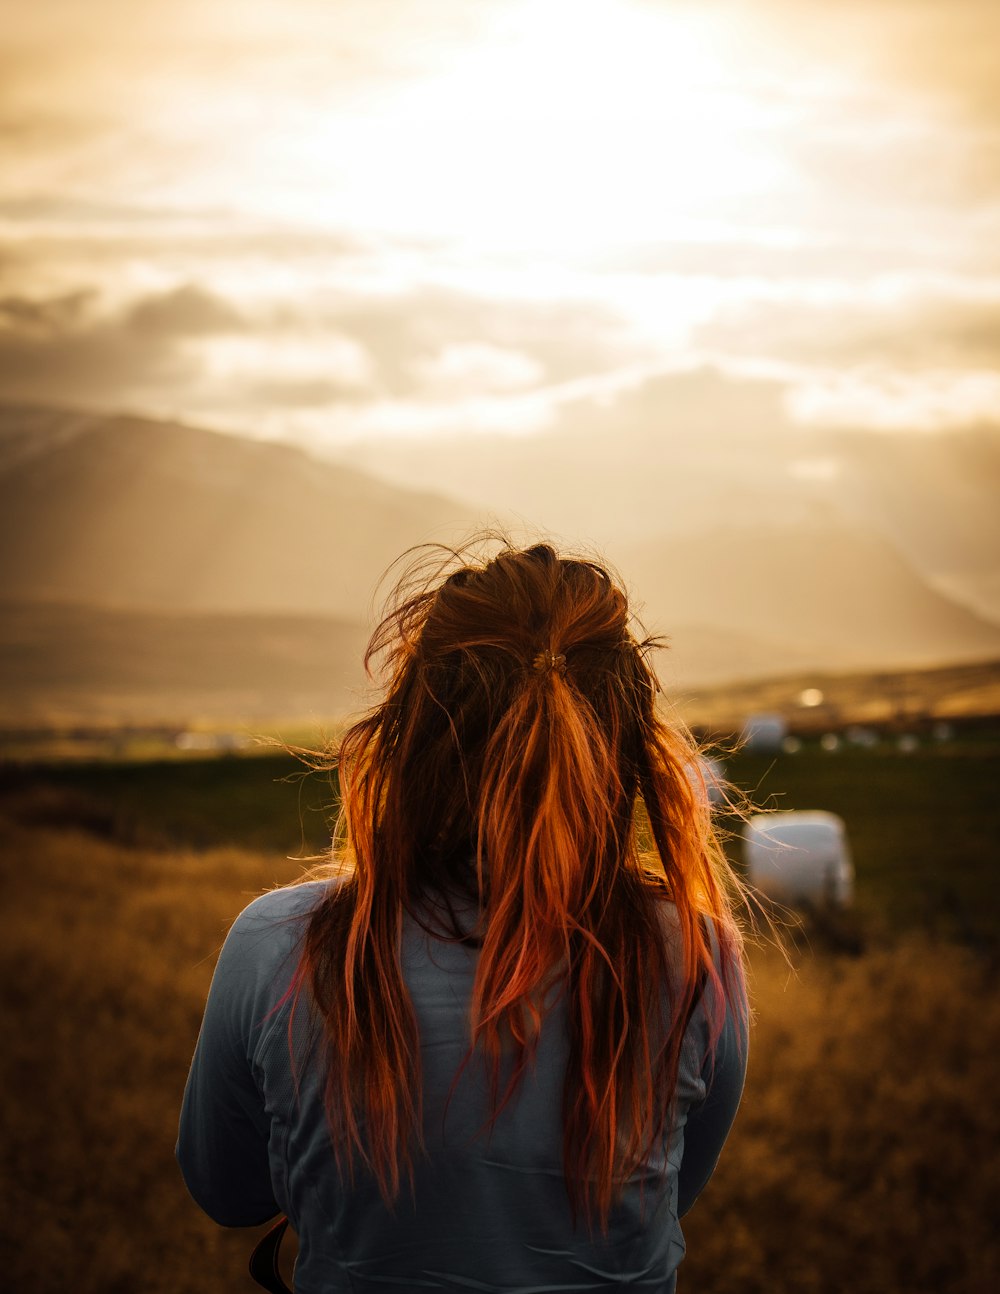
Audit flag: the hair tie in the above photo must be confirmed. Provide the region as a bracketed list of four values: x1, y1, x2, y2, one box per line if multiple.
[532, 651, 567, 676]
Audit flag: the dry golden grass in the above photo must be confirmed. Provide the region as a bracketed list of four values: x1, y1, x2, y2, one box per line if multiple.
[0, 809, 302, 1294]
[2, 798, 998, 1293]
[684, 940, 1000, 1293]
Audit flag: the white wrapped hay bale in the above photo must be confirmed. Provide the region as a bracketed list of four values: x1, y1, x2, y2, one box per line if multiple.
[742, 810, 854, 908]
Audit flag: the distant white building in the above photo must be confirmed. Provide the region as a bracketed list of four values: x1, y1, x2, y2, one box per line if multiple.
[742, 810, 854, 908]
[685, 755, 727, 808]
[741, 712, 788, 753]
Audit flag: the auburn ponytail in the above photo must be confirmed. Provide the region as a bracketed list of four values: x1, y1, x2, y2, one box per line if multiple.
[291, 539, 746, 1226]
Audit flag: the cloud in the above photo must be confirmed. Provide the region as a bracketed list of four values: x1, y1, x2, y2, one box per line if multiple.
[242, 376, 375, 410]
[199, 333, 376, 410]
[689, 278, 1000, 430]
[5, 263, 998, 440]
[0, 288, 96, 335]
[325, 287, 630, 399]
[0, 270, 635, 426]
[410, 343, 543, 396]
[0, 210, 375, 321]
[546, 365, 793, 454]
[1, 0, 997, 443]
[696, 289, 1000, 372]
[0, 1, 497, 194]
[785, 369, 1000, 433]
[700, 0, 1000, 122]
[852, 0, 1000, 120]
[0, 282, 249, 408]
[125, 284, 246, 338]
[0, 292, 195, 406]
[0, 276, 614, 424]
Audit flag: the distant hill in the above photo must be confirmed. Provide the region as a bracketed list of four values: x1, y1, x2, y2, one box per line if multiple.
[831, 428, 1000, 625]
[0, 404, 490, 726]
[671, 656, 1000, 736]
[623, 520, 1000, 681]
[2, 401, 999, 726]
[648, 622, 824, 689]
[0, 600, 372, 726]
[340, 395, 1000, 625]
[4, 598, 994, 736]
[0, 404, 479, 617]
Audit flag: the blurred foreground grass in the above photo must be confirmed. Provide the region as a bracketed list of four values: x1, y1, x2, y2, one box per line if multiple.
[1, 746, 999, 1292]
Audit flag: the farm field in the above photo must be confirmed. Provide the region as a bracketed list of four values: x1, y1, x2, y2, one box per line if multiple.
[2, 741, 999, 1293]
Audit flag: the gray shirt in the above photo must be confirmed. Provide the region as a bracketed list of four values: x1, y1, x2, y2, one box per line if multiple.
[177, 881, 747, 1292]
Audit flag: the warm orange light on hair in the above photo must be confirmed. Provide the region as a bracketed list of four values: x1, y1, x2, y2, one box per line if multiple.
[292, 539, 745, 1225]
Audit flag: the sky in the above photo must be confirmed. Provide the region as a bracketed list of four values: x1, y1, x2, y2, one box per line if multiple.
[1, 0, 999, 451]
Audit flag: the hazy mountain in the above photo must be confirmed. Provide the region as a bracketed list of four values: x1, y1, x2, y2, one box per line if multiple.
[1, 401, 998, 725]
[0, 404, 490, 725]
[621, 521, 1000, 683]
[336, 375, 1000, 625]
[0, 404, 479, 618]
[830, 428, 1000, 624]
[646, 623, 824, 691]
[0, 600, 371, 726]
[0, 404, 484, 726]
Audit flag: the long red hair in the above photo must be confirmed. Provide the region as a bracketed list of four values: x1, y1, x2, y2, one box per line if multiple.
[292, 540, 745, 1225]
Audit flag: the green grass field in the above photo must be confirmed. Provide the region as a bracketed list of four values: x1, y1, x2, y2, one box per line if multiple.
[2, 742, 999, 1292]
[7, 737, 996, 943]
[720, 742, 1000, 947]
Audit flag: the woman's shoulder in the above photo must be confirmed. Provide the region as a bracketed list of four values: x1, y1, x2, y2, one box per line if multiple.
[216, 879, 337, 989]
[232, 878, 335, 931]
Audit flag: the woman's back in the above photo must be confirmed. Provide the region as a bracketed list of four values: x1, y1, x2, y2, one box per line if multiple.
[179, 879, 745, 1293]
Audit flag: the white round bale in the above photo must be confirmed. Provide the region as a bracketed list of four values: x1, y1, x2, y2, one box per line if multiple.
[742, 810, 854, 908]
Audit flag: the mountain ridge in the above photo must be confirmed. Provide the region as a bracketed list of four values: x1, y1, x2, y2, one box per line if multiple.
[0, 405, 480, 617]
[2, 400, 998, 724]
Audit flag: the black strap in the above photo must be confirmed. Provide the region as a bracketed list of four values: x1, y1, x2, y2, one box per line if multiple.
[249, 1216, 293, 1294]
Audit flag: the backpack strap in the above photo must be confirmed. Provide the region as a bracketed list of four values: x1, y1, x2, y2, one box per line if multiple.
[249, 1216, 293, 1294]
